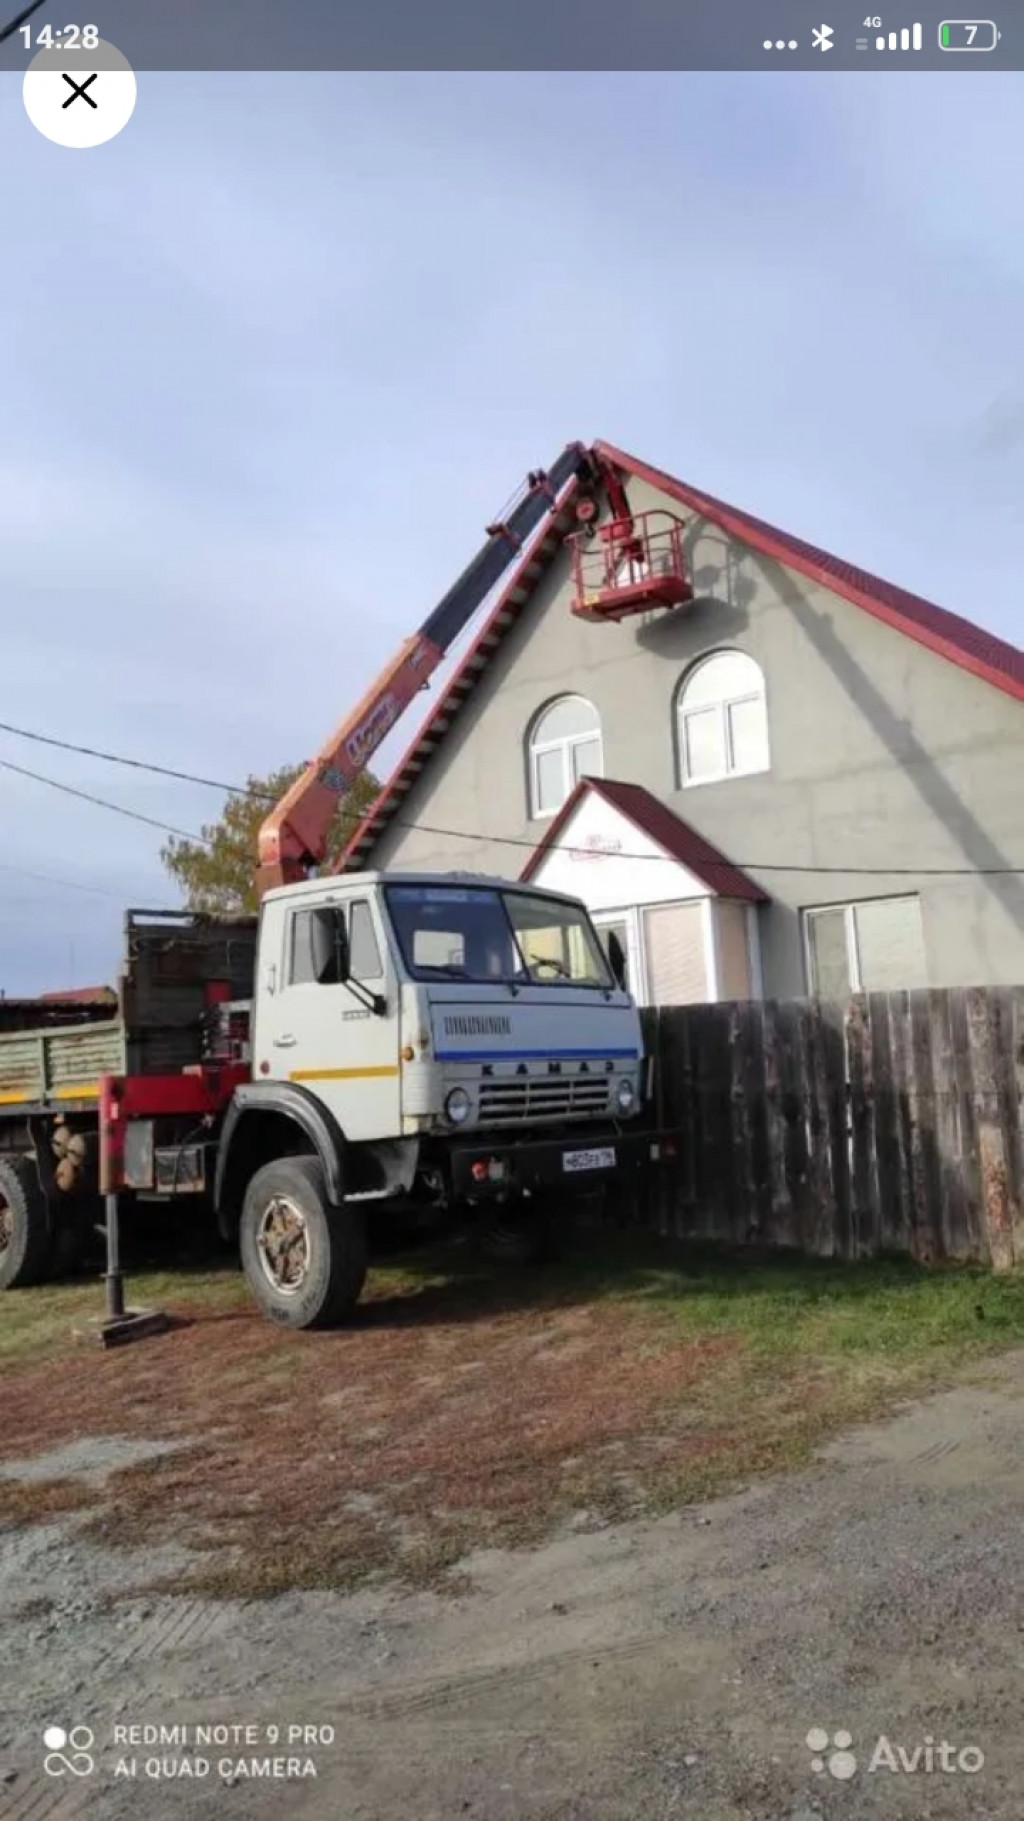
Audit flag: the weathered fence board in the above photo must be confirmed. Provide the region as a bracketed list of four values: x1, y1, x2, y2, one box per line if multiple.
[643, 987, 1024, 1267]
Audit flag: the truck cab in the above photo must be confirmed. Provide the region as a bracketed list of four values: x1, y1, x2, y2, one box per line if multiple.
[251, 871, 643, 1142]
[219, 870, 655, 1329]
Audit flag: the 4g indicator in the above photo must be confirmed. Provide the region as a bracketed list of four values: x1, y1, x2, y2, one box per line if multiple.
[938, 19, 1000, 49]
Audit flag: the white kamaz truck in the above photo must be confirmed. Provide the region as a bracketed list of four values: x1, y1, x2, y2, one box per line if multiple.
[1, 443, 683, 1330]
[0, 876, 665, 1328]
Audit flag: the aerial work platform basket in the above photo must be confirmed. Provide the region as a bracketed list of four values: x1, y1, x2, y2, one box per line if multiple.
[567, 508, 693, 623]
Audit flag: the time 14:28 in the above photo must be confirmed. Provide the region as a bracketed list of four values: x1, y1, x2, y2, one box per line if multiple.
[20, 22, 100, 48]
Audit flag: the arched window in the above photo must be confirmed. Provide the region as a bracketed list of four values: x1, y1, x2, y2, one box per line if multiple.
[528, 695, 603, 818]
[677, 650, 770, 787]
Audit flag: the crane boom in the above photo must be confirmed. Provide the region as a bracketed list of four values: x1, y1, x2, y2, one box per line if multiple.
[254, 440, 600, 900]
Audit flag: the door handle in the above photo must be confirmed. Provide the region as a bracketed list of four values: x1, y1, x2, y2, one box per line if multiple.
[273, 1034, 297, 1048]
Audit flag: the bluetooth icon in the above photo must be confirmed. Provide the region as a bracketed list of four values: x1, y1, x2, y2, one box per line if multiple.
[811, 22, 834, 49]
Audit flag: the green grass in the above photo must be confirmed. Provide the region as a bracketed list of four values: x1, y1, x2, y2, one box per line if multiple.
[4, 1236, 1020, 1374]
[0, 1265, 248, 1365]
[2, 1233, 1023, 1599]
[0, 1244, 532, 1368]
[533, 1237, 1024, 1366]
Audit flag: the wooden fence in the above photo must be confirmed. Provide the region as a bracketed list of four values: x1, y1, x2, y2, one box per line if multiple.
[638, 988, 1024, 1267]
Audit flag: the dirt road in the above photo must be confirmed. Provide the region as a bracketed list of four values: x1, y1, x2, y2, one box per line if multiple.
[3, 1350, 1024, 1820]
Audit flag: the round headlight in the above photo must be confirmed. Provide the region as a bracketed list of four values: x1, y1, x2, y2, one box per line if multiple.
[615, 1077, 636, 1114]
[444, 1086, 472, 1125]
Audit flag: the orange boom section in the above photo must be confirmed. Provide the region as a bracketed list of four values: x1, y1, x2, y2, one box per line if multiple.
[254, 442, 599, 900]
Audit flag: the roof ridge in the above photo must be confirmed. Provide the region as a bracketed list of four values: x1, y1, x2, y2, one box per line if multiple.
[340, 439, 1024, 871]
[595, 439, 1024, 702]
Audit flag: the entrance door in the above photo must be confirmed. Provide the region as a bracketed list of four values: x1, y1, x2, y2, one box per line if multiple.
[593, 912, 643, 1000]
[262, 892, 400, 1143]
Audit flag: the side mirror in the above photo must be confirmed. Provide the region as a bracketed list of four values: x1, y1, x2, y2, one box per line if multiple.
[310, 907, 350, 985]
[606, 929, 627, 991]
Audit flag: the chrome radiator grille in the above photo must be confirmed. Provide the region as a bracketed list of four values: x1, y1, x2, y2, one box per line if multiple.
[476, 1075, 610, 1124]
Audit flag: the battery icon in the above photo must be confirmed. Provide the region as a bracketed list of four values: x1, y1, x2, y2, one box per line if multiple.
[938, 19, 999, 49]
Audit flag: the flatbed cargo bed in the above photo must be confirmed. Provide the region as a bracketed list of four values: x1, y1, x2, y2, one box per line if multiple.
[0, 1019, 127, 1112]
[0, 911, 257, 1115]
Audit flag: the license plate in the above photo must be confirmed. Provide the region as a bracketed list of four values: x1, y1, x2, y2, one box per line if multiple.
[562, 1145, 616, 1173]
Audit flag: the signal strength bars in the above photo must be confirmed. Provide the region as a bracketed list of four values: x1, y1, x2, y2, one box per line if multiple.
[873, 22, 923, 47]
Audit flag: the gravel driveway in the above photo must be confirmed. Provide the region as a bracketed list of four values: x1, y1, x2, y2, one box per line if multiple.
[3, 1351, 1024, 1820]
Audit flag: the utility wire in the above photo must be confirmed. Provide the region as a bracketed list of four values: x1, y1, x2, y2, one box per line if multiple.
[0, 757, 209, 845]
[0, 861, 139, 900]
[0, 719, 274, 802]
[3, 720, 1024, 879]
[0, 0, 46, 44]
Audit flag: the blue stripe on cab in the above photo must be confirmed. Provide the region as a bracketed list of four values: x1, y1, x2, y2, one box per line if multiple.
[433, 1047, 641, 1062]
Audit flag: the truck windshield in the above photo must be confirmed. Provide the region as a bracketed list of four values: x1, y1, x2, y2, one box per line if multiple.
[383, 884, 613, 989]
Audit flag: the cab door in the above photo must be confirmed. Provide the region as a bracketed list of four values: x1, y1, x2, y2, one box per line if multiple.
[261, 892, 401, 1142]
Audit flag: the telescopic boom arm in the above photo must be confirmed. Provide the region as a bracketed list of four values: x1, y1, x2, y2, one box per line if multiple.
[254, 441, 603, 900]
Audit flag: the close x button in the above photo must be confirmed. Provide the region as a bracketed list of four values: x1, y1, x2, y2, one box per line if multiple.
[22, 37, 136, 147]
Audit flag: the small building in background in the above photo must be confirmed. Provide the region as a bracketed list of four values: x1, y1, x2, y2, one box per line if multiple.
[0, 986, 116, 1034]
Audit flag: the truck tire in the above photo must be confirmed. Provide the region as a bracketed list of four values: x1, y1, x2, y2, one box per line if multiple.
[0, 1155, 52, 1290]
[239, 1155, 367, 1331]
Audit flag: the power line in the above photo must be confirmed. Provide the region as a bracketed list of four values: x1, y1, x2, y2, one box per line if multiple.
[0, 861, 138, 900]
[3, 719, 1024, 879]
[0, 719, 274, 802]
[373, 833, 1024, 877]
[0, 758, 208, 845]
[0, 0, 46, 45]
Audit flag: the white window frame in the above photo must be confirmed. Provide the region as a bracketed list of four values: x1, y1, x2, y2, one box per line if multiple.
[638, 896, 712, 1006]
[701, 899, 720, 1000]
[527, 696, 603, 820]
[593, 899, 764, 1006]
[802, 895, 923, 995]
[677, 653, 770, 789]
[746, 903, 764, 999]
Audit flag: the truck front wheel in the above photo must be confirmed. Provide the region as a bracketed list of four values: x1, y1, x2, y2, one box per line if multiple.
[239, 1156, 367, 1331]
[0, 1156, 52, 1290]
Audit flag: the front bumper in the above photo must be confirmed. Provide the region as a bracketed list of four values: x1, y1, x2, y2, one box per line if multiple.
[448, 1124, 678, 1202]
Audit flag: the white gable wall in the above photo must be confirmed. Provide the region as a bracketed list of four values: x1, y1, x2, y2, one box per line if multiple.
[526, 787, 761, 1006]
[526, 788, 711, 910]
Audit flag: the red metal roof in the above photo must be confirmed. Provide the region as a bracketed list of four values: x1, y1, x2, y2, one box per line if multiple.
[597, 440, 1024, 702]
[340, 440, 1024, 871]
[520, 778, 769, 902]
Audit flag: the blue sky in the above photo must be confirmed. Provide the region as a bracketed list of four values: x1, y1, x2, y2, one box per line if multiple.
[1, 70, 1022, 992]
